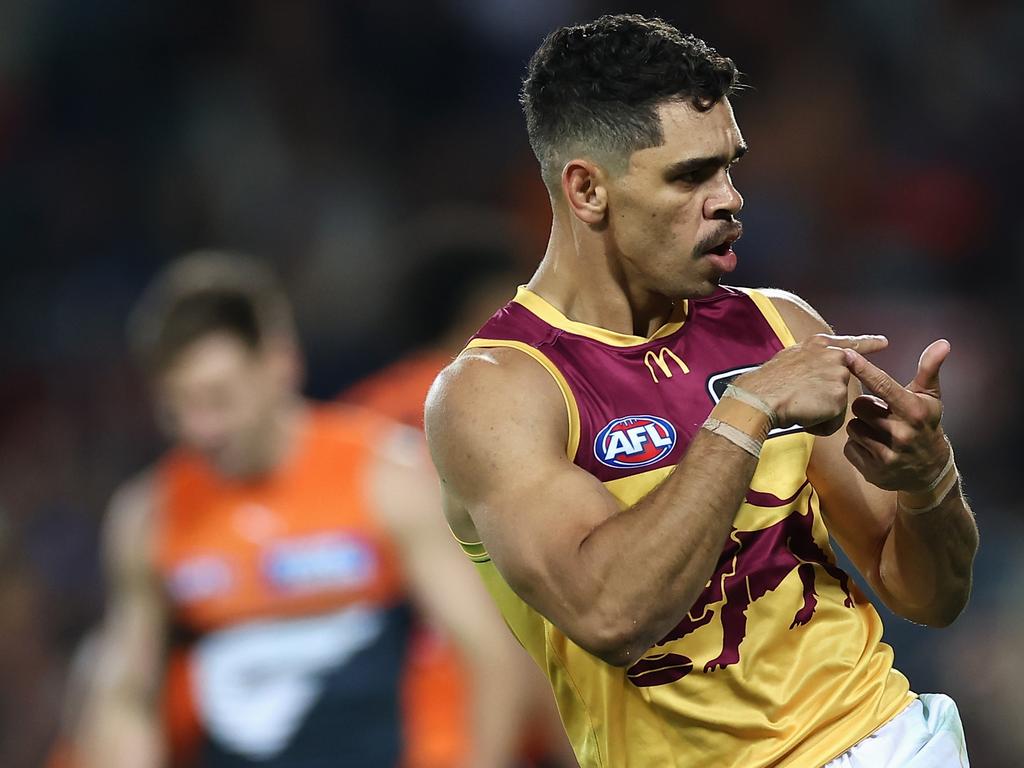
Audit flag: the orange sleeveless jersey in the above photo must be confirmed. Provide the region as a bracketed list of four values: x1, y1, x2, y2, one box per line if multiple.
[49, 403, 457, 768]
[155, 405, 405, 631]
[153, 405, 416, 766]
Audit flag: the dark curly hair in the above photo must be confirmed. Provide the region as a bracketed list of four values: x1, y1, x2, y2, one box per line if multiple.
[521, 14, 739, 189]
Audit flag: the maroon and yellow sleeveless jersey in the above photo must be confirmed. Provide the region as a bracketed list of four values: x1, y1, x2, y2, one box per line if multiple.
[458, 286, 914, 767]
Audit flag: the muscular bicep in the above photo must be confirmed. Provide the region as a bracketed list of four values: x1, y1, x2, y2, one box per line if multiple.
[468, 458, 624, 618]
[425, 349, 623, 635]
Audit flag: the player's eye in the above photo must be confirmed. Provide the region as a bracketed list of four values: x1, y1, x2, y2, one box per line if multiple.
[673, 167, 715, 185]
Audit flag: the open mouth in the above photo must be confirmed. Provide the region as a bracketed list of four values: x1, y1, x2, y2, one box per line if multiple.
[705, 238, 736, 257]
[699, 231, 740, 275]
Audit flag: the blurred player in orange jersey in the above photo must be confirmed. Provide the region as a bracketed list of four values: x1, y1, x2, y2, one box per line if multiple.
[342, 210, 577, 768]
[72, 251, 540, 768]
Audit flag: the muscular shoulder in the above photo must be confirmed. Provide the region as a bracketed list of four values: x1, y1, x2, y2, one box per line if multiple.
[424, 346, 570, 514]
[755, 287, 832, 341]
[425, 346, 567, 459]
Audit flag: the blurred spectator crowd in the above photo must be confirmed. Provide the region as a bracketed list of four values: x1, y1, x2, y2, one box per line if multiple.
[1, 1, 1022, 765]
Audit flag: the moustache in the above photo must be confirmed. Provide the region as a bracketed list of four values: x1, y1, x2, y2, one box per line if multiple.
[695, 220, 744, 254]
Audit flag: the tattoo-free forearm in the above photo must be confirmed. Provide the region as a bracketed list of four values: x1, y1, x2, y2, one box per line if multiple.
[573, 429, 758, 664]
[460, 640, 533, 768]
[878, 488, 978, 626]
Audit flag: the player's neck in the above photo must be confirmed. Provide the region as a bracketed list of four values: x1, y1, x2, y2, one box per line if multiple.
[267, 396, 309, 467]
[528, 210, 677, 339]
[232, 397, 309, 481]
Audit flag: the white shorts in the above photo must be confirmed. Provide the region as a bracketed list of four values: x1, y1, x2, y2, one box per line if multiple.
[823, 694, 969, 767]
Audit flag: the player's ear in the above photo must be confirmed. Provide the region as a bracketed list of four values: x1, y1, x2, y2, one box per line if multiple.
[561, 159, 608, 225]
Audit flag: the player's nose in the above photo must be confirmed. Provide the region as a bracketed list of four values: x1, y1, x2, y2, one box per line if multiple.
[705, 172, 743, 220]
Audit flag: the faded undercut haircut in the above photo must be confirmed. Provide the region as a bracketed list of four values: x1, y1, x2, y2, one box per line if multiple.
[128, 250, 294, 375]
[520, 14, 740, 190]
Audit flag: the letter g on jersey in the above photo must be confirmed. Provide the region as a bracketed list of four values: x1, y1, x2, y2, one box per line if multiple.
[595, 415, 677, 469]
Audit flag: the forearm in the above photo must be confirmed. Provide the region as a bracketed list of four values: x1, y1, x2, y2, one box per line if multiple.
[460, 639, 533, 768]
[575, 428, 758, 662]
[879, 485, 978, 626]
[77, 690, 164, 768]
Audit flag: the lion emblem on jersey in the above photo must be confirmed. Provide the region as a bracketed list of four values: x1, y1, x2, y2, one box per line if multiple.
[627, 485, 855, 687]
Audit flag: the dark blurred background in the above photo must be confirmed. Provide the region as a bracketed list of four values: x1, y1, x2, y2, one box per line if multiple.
[1, 1, 1022, 765]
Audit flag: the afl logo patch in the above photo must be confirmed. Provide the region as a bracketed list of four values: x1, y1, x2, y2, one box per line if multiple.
[595, 415, 677, 469]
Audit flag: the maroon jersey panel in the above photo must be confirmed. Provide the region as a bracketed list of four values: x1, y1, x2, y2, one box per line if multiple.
[472, 286, 791, 483]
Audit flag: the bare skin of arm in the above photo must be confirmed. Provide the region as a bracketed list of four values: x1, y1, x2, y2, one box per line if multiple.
[767, 290, 979, 627]
[75, 474, 167, 768]
[425, 331, 887, 666]
[369, 428, 552, 767]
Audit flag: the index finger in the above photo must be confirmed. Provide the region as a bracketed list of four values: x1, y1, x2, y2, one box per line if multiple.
[814, 334, 889, 355]
[842, 349, 917, 414]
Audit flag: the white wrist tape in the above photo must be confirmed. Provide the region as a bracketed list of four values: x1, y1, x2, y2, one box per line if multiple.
[897, 447, 959, 514]
[723, 383, 778, 430]
[702, 416, 764, 458]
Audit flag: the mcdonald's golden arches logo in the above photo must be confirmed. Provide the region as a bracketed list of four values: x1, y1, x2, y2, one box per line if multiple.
[644, 347, 690, 383]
